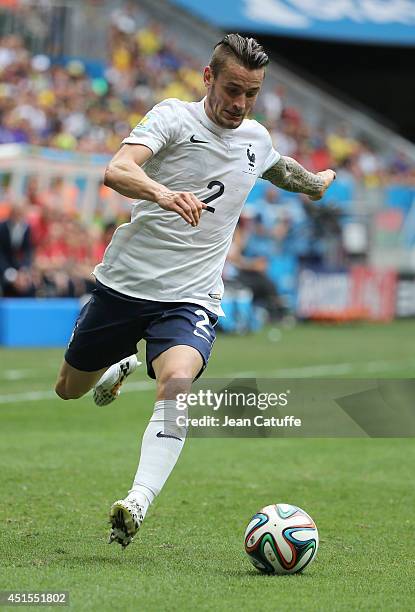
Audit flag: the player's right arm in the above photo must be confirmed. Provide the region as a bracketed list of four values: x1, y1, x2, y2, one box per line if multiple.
[104, 143, 205, 227]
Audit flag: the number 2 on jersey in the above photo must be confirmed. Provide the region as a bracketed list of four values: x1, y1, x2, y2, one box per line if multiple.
[202, 181, 225, 213]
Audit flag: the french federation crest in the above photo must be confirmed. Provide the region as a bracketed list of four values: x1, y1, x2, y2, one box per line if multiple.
[247, 144, 256, 171]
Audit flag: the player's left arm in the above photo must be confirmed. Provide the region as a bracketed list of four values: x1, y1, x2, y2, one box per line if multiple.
[262, 156, 336, 201]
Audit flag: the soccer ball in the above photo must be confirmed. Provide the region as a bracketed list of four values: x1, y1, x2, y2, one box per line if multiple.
[244, 503, 319, 574]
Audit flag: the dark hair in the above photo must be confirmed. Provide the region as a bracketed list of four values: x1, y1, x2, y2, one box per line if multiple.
[210, 33, 269, 76]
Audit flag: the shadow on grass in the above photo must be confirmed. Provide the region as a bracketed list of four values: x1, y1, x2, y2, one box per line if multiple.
[55, 553, 153, 568]
[213, 568, 313, 579]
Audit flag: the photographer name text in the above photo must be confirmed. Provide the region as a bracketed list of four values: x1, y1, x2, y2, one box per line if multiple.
[176, 415, 302, 428]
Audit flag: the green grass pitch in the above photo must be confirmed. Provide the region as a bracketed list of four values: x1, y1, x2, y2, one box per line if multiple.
[0, 320, 414, 611]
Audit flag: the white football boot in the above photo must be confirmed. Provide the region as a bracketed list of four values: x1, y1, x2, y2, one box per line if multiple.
[93, 355, 140, 406]
[108, 498, 144, 548]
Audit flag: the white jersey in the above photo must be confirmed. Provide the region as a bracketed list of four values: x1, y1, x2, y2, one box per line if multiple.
[94, 97, 280, 315]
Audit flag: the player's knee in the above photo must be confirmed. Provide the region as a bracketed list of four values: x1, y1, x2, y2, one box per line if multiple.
[158, 365, 195, 383]
[55, 379, 85, 401]
[157, 367, 194, 398]
[55, 385, 72, 400]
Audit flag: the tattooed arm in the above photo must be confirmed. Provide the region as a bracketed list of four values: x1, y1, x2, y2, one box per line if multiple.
[262, 156, 336, 201]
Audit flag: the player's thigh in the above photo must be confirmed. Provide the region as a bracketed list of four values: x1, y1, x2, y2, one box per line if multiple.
[152, 344, 203, 379]
[55, 359, 107, 399]
[152, 344, 203, 399]
[64, 285, 141, 373]
[145, 304, 218, 398]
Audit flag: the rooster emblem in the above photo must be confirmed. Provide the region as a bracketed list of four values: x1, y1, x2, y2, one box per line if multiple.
[247, 145, 256, 168]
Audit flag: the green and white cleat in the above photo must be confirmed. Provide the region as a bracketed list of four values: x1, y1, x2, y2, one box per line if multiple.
[93, 355, 140, 406]
[108, 499, 144, 548]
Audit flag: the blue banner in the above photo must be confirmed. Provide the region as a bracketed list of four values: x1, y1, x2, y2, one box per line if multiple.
[170, 0, 415, 46]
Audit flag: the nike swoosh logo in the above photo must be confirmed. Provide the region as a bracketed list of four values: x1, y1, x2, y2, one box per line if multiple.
[190, 135, 209, 144]
[156, 431, 182, 441]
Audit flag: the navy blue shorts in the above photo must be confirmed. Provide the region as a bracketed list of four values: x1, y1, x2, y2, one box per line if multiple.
[65, 281, 218, 379]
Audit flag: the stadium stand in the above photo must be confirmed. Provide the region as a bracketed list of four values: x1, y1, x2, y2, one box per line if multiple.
[0, 0, 414, 328]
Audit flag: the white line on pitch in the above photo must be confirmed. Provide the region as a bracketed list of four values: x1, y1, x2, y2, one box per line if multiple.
[0, 358, 414, 405]
[0, 362, 61, 380]
[227, 359, 415, 379]
[0, 380, 155, 404]
[1, 369, 51, 381]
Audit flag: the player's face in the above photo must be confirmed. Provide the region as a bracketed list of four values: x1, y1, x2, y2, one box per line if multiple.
[204, 60, 264, 129]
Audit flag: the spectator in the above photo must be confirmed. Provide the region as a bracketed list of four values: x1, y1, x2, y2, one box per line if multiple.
[225, 221, 287, 321]
[0, 199, 33, 295]
[0, 3, 412, 302]
[39, 176, 80, 216]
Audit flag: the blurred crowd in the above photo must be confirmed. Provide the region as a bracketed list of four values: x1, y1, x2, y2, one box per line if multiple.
[0, 2, 413, 309]
[0, 3, 412, 180]
[0, 5, 206, 155]
[0, 183, 122, 297]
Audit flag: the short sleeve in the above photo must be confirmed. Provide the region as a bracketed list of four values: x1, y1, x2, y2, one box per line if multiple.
[260, 128, 281, 176]
[122, 98, 182, 155]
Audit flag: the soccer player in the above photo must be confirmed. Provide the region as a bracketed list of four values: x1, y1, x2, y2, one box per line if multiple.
[55, 34, 335, 547]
